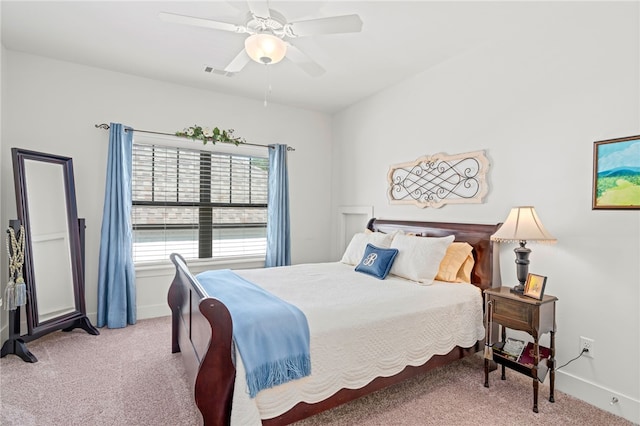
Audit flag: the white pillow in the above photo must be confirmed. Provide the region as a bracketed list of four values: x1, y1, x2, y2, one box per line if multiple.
[389, 234, 455, 284]
[340, 232, 394, 265]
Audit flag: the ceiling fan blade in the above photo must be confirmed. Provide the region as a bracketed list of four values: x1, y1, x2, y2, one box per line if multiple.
[224, 49, 251, 73]
[287, 14, 363, 37]
[247, 1, 271, 19]
[285, 44, 325, 77]
[159, 11, 244, 33]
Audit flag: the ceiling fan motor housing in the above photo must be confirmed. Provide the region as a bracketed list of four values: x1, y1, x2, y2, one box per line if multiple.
[245, 9, 289, 37]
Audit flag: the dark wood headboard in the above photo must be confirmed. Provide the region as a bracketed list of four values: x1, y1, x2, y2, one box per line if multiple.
[367, 218, 502, 290]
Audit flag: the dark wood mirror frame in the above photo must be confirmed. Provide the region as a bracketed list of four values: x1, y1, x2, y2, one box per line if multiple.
[1, 148, 98, 363]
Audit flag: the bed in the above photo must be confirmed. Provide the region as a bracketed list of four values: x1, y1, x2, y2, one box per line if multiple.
[167, 218, 502, 425]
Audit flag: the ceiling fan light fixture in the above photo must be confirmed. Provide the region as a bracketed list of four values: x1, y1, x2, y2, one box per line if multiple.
[245, 33, 287, 65]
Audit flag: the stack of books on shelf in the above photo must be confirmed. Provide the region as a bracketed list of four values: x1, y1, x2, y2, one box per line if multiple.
[519, 342, 551, 367]
[492, 337, 526, 361]
[492, 338, 552, 381]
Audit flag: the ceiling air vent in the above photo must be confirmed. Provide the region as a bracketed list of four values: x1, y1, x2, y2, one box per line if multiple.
[204, 66, 235, 77]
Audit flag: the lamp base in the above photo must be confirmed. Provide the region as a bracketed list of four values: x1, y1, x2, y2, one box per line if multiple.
[510, 284, 525, 294]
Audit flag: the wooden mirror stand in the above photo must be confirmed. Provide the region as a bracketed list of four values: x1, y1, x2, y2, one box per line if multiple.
[1, 148, 98, 363]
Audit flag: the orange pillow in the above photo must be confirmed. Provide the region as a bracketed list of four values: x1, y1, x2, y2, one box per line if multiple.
[436, 242, 474, 283]
[455, 253, 475, 283]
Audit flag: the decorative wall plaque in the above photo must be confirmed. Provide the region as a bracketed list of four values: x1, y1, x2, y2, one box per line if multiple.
[388, 150, 489, 208]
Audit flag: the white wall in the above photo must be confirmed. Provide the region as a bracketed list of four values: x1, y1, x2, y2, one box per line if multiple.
[1, 50, 334, 326]
[331, 2, 639, 423]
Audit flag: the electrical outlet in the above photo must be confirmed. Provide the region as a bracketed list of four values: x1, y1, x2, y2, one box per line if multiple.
[580, 336, 595, 358]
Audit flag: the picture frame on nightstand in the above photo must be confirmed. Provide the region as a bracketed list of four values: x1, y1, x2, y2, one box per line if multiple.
[524, 273, 547, 300]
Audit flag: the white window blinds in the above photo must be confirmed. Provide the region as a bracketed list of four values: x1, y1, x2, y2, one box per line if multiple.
[131, 142, 268, 263]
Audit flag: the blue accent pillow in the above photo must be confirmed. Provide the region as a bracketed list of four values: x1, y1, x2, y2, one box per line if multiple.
[355, 243, 399, 280]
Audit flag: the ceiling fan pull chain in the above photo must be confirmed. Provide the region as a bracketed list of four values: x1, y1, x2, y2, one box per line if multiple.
[263, 64, 272, 107]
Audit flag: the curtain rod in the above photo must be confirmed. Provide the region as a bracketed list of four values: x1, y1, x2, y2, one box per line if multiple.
[94, 123, 295, 151]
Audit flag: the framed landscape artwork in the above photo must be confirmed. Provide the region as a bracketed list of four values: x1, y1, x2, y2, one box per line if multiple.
[592, 135, 640, 210]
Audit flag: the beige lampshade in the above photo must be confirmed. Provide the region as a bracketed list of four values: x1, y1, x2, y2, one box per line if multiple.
[491, 206, 557, 243]
[244, 33, 287, 65]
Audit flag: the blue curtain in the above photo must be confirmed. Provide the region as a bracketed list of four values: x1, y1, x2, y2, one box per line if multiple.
[265, 144, 291, 267]
[97, 123, 136, 328]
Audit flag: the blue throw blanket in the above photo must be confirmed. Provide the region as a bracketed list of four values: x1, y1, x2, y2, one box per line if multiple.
[196, 269, 311, 397]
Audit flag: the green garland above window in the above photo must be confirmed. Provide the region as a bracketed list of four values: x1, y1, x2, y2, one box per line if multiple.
[175, 125, 245, 146]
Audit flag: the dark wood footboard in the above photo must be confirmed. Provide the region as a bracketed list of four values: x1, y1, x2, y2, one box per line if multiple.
[168, 253, 235, 425]
[168, 219, 501, 426]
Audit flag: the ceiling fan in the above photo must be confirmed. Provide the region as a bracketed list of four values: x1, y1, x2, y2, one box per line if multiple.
[159, 2, 363, 77]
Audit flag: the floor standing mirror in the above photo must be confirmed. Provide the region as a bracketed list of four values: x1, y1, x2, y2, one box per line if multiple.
[1, 148, 98, 363]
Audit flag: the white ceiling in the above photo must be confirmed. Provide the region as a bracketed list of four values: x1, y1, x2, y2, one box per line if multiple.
[2, 1, 533, 113]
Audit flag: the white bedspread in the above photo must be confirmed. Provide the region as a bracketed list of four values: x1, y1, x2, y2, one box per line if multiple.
[227, 262, 485, 424]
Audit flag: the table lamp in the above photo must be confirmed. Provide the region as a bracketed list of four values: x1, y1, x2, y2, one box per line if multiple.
[491, 206, 557, 294]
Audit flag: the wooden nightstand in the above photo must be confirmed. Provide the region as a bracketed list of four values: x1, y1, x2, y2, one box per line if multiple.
[483, 286, 557, 413]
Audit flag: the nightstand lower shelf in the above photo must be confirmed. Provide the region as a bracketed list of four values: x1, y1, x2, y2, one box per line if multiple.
[492, 344, 552, 383]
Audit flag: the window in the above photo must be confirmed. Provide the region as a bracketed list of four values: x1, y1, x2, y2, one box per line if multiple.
[131, 142, 268, 263]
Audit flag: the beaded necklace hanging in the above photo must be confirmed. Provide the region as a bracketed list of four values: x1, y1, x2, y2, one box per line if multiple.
[5, 225, 26, 310]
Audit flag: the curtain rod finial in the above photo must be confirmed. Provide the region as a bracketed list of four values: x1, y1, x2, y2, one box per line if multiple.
[95, 123, 110, 130]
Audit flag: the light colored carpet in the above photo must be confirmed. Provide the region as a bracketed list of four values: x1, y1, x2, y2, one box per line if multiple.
[0, 316, 633, 425]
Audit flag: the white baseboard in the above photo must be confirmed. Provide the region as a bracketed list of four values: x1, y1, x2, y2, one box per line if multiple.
[557, 370, 640, 424]
[87, 304, 171, 325]
[136, 303, 172, 320]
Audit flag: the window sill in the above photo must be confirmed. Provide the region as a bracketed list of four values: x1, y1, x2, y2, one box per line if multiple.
[135, 256, 266, 278]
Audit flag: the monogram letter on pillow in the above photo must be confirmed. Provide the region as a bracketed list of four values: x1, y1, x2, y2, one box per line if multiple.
[354, 244, 399, 279]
